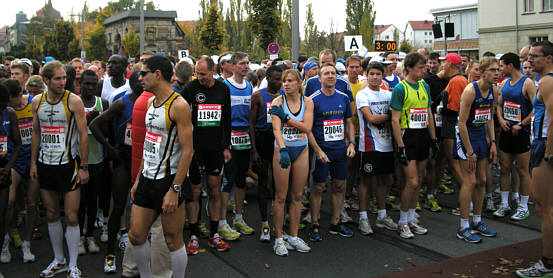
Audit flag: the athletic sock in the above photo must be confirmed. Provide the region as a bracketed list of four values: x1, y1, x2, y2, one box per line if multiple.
[2, 234, 9, 248]
[170, 247, 188, 278]
[218, 220, 227, 230]
[288, 236, 298, 243]
[500, 191, 509, 207]
[407, 209, 416, 223]
[359, 211, 368, 220]
[512, 192, 520, 201]
[210, 221, 218, 237]
[472, 215, 481, 225]
[132, 242, 152, 278]
[520, 195, 529, 210]
[427, 194, 434, 200]
[460, 218, 470, 230]
[377, 209, 386, 220]
[65, 225, 80, 268]
[234, 214, 243, 221]
[275, 237, 283, 244]
[398, 211, 408, 226]
[48, 220, 65, 262]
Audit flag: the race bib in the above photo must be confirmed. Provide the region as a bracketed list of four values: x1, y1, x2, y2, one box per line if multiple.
[231, 130, 251, 150]
[409, 108, 428, 129]
[40, 126, 65, 152]
[124, 123, 132, 146]
[323, 119, 344, 142]
[503, 101, 521, 122]
[18, 121, 32, 145]
[197, 104, 221, 127]
[434, 113, 442, 127]
[282, 123, 305, 142]
[266, 102, 272, 124]
[0, 136, 7, 158]
[473, 108, 492, 125]
[143, 131, 162, 163]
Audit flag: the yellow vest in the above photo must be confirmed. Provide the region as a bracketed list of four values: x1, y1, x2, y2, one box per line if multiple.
[400, 80, 430, 129]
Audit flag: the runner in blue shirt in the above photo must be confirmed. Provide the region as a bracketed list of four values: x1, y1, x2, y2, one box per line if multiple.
[304, 49, 353, 102]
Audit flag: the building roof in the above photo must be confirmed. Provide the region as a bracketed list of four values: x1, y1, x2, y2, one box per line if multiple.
[408, 20, 434, 31]
[430, 3, 478, 14]
[374, 25, 391, 35]
[103, 10, 178, 26]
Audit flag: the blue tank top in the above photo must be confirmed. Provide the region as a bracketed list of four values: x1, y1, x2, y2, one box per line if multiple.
[275, 94, 308, 148]
[532, 73, 553, 140]
[502, 75, 532, 133]
[310, 89, 352, 150]
[0, 108, 13, 160]
[385, 74, 400, 90]
[225, 79, 252, 129]
[465, 82, 494, 136]
[255, 89, 284, 133]
[114, 94, 133, 149]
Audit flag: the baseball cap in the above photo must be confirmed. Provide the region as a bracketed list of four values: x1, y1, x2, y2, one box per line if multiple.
[179, 57, 194, 65]
[335, 62, 346, 73]
[19, 58, 33, 68]
[369, 56, 392, 65]
[219, 54, 232, 63]
[439, 53, 462, 65]
[303, 61, 317, 71]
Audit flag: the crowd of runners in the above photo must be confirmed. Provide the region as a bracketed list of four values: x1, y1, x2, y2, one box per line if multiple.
[0, 39, 551, 278]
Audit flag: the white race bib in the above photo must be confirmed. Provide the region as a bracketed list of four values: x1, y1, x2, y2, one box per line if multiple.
[323, 119, 344, 142]
[197, 104, 221, 127]
[18, 121, 32, 145]
[266, 102, 272, 124]
[231, 130, 251, 150]
[143, 131, 162, 163]
[473, 108, 491, 125]
[434, 113, 442, 127]
[503, 101, 521, 122]
[0, 136, 7, 158]
[409, 108, 428, 129]
[282, 123, 305, 142]
[124, 123, 132, 146]
[40, 126, 65, 152]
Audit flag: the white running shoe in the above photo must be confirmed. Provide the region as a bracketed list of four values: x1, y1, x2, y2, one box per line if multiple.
[67, 265, 82, 278]
[259, 225, 271, 242]
[409, 222, 428, 235]
[100, 225, 108, 243]
[40, 258, 67, 277]
[86, 237, 100, 254]
[398, 224, 414, 239]
[358, 218, 374, 235]
[273, 239, 288, 257]
[302, 213, 312, 224]
[0, 247, 11, 263]
[515, 260, 553, 277]
[285, 237, 311, 253]
[78, 237, 86, 255]
[22, 245, 35, 263]
[340, 207, 353, 223]
[376, 217, 398, 231]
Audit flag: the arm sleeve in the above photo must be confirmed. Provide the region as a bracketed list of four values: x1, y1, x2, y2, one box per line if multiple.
[356, 91, 369, 110]
[390, 83, 405, 111]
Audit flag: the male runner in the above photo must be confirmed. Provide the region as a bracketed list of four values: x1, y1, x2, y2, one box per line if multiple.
[384, 52, 401, 90]
[181, 55, 232, 253]
[10, 63, 30, 93]
[249, 65, 283, 242]
[100, 55, 129, 101]
[495, 52, 536, 220]
[31, 61, 89, 278]
[128, 55, 192, 278]
[356, 62, 398, 235]
[517, 40, 553, 278]
[390, 53, 438, 239]
[304, 49, 353, 101]
[71, 58, 84, 92]
[217, 52, 234, 81]
[308, 63, 356, 241]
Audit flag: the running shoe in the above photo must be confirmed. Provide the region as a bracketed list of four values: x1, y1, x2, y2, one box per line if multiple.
[40, 259, 67, 277]
[456, 227, 482, 243]
[516, 260, 553, 277]
[100, 225, 108, 243]
[233, 218, 254, 235]
[340, 207, 353, 223]
[22, 245, 35, 263]
[358, 218, 374, 235]
[398, 224, 414, 239]
[219, 223, 241, 241]
[78, 237, 86, 255]
[32, 228, 42, 240]
[118, 233, 128, 253]
[439, 183, 454, 194]
[386, 196, 399, 211]
[208, 233, 230, 252]
[309, 225, 322, 242]
[486, 197, 497, 212]
[303, 213, 313, 224]
[67, 265, 82, 278]
[198, 222, 210, 239]
[471, 222, 497, 237]
[259, 225, 271, 242]
[450, 208, 461, 216]
[424, 198, 442, 212]
[0, 247, 10, 263]
[10, 231, 22, 249]
[285, 237, 311, 253]
[493, 204, 511, 218]
[87, 237, 100, 254]
[376, 217, 398, 231]
[186, 235, 199, 255]
[329, 223, 354, 237]
[104, 254, 116, 273]
[409, 222, 428, 235]
[511, 206, 530, 221]
[273, 239, 288, 257]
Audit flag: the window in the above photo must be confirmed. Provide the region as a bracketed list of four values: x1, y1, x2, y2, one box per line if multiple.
[385, 35, 389, 39]
[424, 40, 427, 43]
[424, 32, 427, 35]
[146, 27, 156, 41]
[544, 0, 553, 11]
[430, 40, 433, 43]
[430, 31, 433, 35]
[523, 0, 535, 12]
[530, 35, 549, 43]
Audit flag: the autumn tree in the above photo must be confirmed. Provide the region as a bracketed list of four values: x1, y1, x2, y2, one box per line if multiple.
[121, 25, 140, 57]
[43, 20, 79, 61]
[87, 24, 108, 61]
[200, 2, 226, 54]
[301, 4, 319, 57]
[345, 0, 376, 50]
[248, 0, 281, 53]
[399, 39, 414, 53]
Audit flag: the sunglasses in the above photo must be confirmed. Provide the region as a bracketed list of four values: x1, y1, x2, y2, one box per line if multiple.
[139, 70, 156, 77]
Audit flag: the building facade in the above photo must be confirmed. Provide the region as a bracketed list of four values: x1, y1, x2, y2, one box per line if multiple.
[478, 0, 553, 56]
[404, 20, 435, 48]
[374, 24, 403, 43]
[5, 11, 29, 53]
[103, 10, 185, 57]
[430, 3, 479, 58]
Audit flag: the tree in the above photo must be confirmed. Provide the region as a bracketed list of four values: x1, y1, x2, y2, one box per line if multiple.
[248, 0, 281, 52]
[43, 20, 79, 61]
[121, 25, 140, 57]
[277, 0, 293, 59]
[302, 4, 319, 57]
[393, 29, 399, 43]
[87, 24, 107, 61]
[399, 39, 414, 53]
[345, 0, 376, 50]
[200, 2, 226, 54]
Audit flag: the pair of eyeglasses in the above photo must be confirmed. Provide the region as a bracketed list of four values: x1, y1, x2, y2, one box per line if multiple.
[139, 70, 156, 77]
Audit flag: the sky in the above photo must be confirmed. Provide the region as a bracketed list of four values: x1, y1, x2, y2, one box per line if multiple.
[1, 0, 477, 34]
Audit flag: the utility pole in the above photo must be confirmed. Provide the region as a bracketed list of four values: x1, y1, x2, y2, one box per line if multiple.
[291, 0, 299, 61]
[81, 3, 85, 59]
[139, 0, 144, 55]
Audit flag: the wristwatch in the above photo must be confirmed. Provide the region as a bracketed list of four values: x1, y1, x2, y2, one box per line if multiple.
[171, 184, 182, 193]
[79, 165, 88, 171]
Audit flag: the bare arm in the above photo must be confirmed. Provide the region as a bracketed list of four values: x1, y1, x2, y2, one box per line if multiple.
[541, 78, 553, 156]
[249, 92, 261, 154]
[30, 94, 42, 170]
[391, 109, 404, 147]
[359, 106, 390, 125]
[89, 99, 124, 152]
[271, 97, 286, 149]
[171, 97, 194, 186]
[70, 94, 89, 167]
[521, 78, 537, 126]
[5, 108, 21, 170]
[457, 86, 476, 155]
